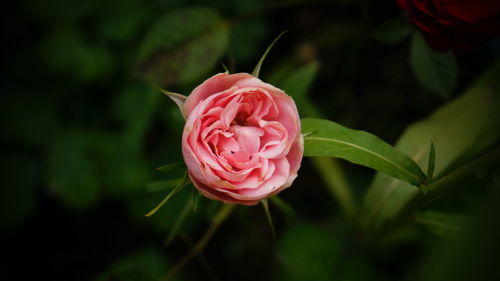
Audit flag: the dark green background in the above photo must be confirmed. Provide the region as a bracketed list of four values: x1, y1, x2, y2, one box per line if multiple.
[1, 0, 500, 280]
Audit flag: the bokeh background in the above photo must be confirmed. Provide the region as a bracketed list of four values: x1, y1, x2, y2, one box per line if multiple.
[2, 0, 500, 281]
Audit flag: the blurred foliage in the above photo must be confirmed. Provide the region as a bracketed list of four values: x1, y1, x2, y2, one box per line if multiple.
[94, 247, 173, 281]
[364, 62, 500, 231]
[410, 32, 459, 99]
[277, 223, 340, 281]
[1, 0, 499, 281]
[372, 18, 412, 45]
[137, 8, 230, 86]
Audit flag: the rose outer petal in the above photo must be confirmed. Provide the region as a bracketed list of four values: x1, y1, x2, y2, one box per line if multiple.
[183, 73, 254, 117]
[182, 73, 303, 205]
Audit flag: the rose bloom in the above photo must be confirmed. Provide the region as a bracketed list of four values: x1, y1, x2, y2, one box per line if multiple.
[397, 0, 500, 52]
[181, 72, 303, 205]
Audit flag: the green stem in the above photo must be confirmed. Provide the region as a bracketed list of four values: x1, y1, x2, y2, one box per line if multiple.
[161, 204, 236, 281]
[178, 236, 221, 281]
[312, 157, 356, 219]
[398, 145, 500, 223]
[304, 97, 357, 220]
[164, 195, 193, 245]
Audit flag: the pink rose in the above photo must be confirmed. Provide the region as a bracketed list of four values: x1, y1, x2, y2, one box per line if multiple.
[182, 72, 303, 205]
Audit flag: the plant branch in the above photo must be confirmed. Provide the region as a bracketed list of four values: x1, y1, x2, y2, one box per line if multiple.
[312, 157, 356, 219]
[398, 144, 500, 223]
[160, 203, 236, 281]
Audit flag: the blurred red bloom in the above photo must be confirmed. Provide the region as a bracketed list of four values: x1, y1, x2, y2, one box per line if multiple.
[397, 0, 500, 52]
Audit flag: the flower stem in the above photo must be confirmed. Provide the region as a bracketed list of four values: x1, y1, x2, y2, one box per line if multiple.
[398, 144, 500, 223]
[303, 96, 357, 220]
[312, 157, 357, 219]
[161, 203, 236, 281]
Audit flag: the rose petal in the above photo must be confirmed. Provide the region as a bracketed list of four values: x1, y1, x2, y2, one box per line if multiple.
[184, 73, 254, 117]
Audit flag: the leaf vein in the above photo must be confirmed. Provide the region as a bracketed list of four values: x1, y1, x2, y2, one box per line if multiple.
[306, 136, 420, 183]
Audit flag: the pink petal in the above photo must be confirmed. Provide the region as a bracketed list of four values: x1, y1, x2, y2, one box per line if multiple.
[184, 73, 254, 117]
[231, 125, 264, 154]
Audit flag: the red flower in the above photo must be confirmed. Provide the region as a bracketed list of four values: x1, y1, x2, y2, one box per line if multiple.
[397, 0, 500, 52]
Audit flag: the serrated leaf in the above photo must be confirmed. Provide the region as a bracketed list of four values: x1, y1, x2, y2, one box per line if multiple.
[372, 17, 412, 44]
[364, 62, 500, 231]
[410, 32, 458, 99]
[137, 7, 230, 86]
[252, 30, 286, 78]
[302, 118, 427, 186]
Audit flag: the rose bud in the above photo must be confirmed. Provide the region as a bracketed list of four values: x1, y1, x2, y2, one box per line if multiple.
[397, 0, 500, 52]
[181, 72, 303, 205]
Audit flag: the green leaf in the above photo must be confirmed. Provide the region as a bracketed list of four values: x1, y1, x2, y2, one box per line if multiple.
[261, 198, 276, 236]
[39, 27, 85, 73]
[272, 61, 355, 218]
[191, 188, 200, 212]
[410, 32, 458, 99]
[77, 45, 114, 81]
[137, 7, 230, 86]
[156, 162, 186, 173]
[281, 61, 318, 100]
[165, 192, 193, 244]
[252, 30, 287, 78]
[414, 211, 467, 240]
[302, 118, 427, 186]
[128, 183, 202, 234]
[270, 196, 296, 223]
[372, 17, 412, 44]
[280, 61, 320, 117]
[229, 17, 269, 65]
[95, 134, 152, 196]
[410, 186, 500, 281]
[0, 93, 59, 147]
[363, 61, 500, 231]
[156, 162, 186, 180]
[145, 172, 190, 217]
[145, 179, 183, 193]
[98, 0, 147, 43]
[277, 223, 340, 281]
[311, 157, 357, 219]
[427, 141, 436, 183]
[114, 83, 161, 148]
[48, 132, 99, 209]
[94, 247, 170, 281]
